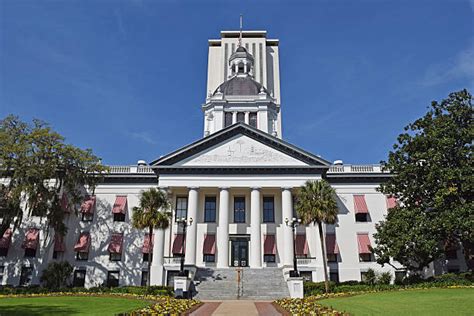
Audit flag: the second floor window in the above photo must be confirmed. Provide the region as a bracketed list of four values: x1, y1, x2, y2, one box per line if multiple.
[224, 112, 233, 127]
[237, 112, 245, 123]
[249, 113, 257, 128]
[175, 197, 188, 221]
[113, 213, 125, 222]
[234, 197, 246, 223]
[263, 197, 275, 223]
[204, 196, 217, 222]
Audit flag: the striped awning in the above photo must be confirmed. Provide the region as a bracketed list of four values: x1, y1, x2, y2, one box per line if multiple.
[22, 228, 39, 250]
[112, 196, 127, 214]
[172, 234, 184, 255]
[203, 234, 216, 255]
[354, 195, 369, 214]
[108, 233, 123, 254]
[0, 229, 12, 249]
[80, 196, 96, 214]
[54, 234, 66, 252]
[325, 234, 339, 255]
[142, 233, 153, 254]
[263, 234, 276, 255]
[386, 196, 397, 210]
[357, 233, 372, 254]
[295, 234, 309, 256]
[74, 232, 91, 252]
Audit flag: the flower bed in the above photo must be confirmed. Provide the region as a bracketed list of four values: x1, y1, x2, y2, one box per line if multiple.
[128, 296, 201, 315]
[275, 297, 348, 315]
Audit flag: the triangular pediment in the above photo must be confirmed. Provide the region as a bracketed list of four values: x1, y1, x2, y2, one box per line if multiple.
[151, 123, 330, 170]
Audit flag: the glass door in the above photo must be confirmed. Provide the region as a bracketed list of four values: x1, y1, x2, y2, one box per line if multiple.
[231, 238, 249, 267]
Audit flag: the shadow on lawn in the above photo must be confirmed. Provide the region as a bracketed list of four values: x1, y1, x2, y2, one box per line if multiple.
[0, 304, 80, 315]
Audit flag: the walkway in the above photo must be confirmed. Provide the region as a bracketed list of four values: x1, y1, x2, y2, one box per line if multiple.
[190, 300, 282, 316]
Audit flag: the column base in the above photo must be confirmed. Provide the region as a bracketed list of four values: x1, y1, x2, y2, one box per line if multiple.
[150, 265, 164, 286]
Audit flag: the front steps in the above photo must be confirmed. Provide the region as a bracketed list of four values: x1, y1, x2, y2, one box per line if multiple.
[193, 267, 290, 300]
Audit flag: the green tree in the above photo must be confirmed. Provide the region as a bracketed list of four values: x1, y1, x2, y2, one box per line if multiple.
[296, 180, 338, 293]
[374, 89, 473, 272]
[0, 115, 107, 238]
[132, 188, 171, 287]
[40, 261, 73, 289]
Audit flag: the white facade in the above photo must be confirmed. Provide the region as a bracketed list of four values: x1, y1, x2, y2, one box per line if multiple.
[0, 29, 466, 289]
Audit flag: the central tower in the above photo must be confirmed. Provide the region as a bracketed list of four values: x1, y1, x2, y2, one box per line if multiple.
[202, 30, 282, 138]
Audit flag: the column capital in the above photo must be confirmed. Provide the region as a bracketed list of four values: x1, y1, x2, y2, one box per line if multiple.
[250, 187, 261, 191]
[281, 187, 293, 192]
[187, 186, 199, 191]
[219, 187, 229, 191]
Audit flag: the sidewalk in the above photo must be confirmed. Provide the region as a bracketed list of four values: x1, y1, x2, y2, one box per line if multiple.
[190, 300, 282, 316]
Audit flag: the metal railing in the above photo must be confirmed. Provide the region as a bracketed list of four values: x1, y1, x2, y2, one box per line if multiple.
[163, 257, 182, 265]
[296, 257, 317, 265]
[328, 164, 383, 173]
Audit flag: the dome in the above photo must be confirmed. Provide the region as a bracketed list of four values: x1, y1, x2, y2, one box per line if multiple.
[229, 46, 254, 63]
[213, 76, 269, 96]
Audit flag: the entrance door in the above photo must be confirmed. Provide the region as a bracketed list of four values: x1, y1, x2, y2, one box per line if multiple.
[231, 238, 248, 267]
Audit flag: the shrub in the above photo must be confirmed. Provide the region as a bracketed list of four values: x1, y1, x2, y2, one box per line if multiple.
[378, 272, 392, 285]
[362, 268, 377, 285]
[40, 261, 73, 289]
[304, 281, 336, 295]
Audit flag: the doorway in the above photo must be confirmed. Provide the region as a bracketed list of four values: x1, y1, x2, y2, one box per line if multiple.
[230, 237, 249, 267]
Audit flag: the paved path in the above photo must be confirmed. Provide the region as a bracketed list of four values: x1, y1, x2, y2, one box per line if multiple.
[191, 300, 282, 316]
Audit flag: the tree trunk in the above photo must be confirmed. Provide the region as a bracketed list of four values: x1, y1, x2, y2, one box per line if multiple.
[461, 239, 474, 271]
[148, 226, 153, 287]
[318, 221, 330, 294]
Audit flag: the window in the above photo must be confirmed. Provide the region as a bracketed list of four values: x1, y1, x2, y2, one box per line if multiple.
[141, 270, 148, 286]
[233, 197, 246, 223]
[76, 251, 89, 261]
[204, 196, 217, 222]
[107, 271, 120, 287]
[19, 266, 33, 286]
[359, 254, 373, 262]
[394, 270, 406, 284]
[264, 254, 275, 263]
[143, 253, 151, 262]
[203, 254, 215, 262]
[113, 213, 125, 222]
[360, 271, 368, 282]
[355, 213, 369, 222]
[330, 271, 339, 283]
[445, 249, 458, 260]
[292, 195, 298, 219]
[263, 197, 275, 223]
[175, 197, 188, 221]
[224, 112, 233, 127]
[73, 269, 86, 287]
[327, 254, 338, 263]
[0, 248, 8, 257]
[81, 212, 93, 222]
[0, 266, 4, 284]
[24, 248, 36, 258]
[237, 112, 245, 123]
[300, 271, 312, 282]
[249, 113, 257, 128]
[109, 253, 121, 262]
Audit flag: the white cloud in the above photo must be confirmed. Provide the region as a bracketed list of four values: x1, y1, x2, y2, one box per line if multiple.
[128, 131, 157, 145]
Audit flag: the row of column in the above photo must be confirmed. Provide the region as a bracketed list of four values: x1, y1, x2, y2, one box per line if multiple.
[150, 187, 295, 284]
[231, 111, 251, 125]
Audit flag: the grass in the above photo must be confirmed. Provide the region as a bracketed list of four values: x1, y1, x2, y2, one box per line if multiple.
[318, 288, 474, 315]
[0, 295, 150, 315]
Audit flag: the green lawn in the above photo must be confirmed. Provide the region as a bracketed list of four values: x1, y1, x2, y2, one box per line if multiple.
[319, 288, 474, 315]
[0, 296, 150, 315]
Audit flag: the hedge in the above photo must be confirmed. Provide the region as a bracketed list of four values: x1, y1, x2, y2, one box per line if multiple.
[304, 272, 473, 296]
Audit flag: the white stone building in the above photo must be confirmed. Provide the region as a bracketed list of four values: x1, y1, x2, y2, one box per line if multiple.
[0, 29, 467, 294]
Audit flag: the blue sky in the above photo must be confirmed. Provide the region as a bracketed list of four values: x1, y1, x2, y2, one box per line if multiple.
[1, 0, 473, 165]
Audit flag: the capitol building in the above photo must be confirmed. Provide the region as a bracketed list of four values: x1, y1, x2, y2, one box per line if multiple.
[0, 29, 466, 298]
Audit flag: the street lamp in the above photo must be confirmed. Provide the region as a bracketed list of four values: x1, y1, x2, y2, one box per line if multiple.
[176, 217, 193, 276]
[285, 217, 301, 277]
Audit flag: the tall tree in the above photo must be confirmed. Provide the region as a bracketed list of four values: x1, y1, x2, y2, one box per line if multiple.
[296, 180, 338, 293]
[0, 115, 107, 237]
[374, 89, 473, 272]
[132, 188, 171, 287]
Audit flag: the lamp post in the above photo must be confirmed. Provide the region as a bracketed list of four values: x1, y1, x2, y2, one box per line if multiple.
[176, 217, 193, 276]
[285, 217, 301, 277]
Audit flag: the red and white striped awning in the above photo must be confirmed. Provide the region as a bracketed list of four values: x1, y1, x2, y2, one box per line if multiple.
[22, 228, 39, 250]
[108, 233, 123, 254]
[357, 233, 372, 254]
[354, 195, 369, 214]
[203, 234, 216, 255]
[74, 232, 91, 252]
[0, 229, 12, 249]
[386, 196, 397, 210]
[172, 234, 184, 255]
[142, 233, 153, 254]
[112, 196, 127, 214]
[54, 234, 66, 252]
[263, 234, 276, 255]
[325, 234, 339, 255]
[80, 196, 96, 214]
[295, 234, 309, 256]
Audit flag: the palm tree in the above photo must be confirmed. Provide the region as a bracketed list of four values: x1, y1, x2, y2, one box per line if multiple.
[295, 180, 338, 294]
[132, 188, 171, 287]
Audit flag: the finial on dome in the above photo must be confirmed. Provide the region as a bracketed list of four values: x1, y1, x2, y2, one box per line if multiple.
[238, 14, 243, 47]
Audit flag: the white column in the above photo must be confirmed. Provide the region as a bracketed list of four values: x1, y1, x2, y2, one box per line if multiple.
[185, 187, 199, 265]
[250, 187, 262, 268]
[244, 112, 250, 125]
[150, 228, 165, 285]
[217, 187, 230, 268]
[232, 111, 237, 124]
[281, 188, 294, 267]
